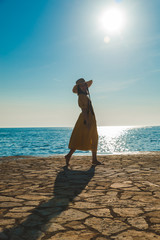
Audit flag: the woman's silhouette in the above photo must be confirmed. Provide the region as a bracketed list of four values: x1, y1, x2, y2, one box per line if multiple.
[65, 78, 101, 166]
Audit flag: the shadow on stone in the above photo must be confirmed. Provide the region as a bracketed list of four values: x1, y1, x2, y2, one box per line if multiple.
[2, 165, 95, 240]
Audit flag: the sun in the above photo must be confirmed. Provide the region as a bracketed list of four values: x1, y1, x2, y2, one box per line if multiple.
[100, 7, 126, 34]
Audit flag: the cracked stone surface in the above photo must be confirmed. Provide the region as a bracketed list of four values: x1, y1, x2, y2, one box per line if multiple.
[0, 153, 160, 239]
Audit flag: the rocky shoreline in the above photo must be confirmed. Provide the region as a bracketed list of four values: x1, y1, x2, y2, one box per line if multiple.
[0, 153, 160, 239]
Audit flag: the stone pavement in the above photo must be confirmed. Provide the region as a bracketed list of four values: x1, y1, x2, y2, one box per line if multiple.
[0, 153, 160, 240]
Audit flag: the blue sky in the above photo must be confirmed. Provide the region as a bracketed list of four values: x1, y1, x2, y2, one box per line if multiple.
[0, 0, 160, 127]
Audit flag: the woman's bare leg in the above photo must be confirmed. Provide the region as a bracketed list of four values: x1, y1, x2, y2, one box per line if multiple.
[92, 151, 101, 165]
[65, 149, 75, 165]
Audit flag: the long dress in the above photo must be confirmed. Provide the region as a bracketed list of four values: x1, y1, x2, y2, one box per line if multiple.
[68, 94, 98, 151]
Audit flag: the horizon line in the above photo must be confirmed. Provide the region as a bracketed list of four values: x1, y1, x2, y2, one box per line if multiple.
[0, 125, 159, 129]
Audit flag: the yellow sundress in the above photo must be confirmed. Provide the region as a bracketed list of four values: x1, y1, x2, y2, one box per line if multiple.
[68, 94, 98, 151]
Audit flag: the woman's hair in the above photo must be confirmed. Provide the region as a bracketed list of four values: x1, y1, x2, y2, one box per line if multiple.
[77, 85, 88, 95]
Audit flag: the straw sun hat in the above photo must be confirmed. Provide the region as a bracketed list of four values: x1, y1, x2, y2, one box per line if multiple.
[72, 78, 93, 93]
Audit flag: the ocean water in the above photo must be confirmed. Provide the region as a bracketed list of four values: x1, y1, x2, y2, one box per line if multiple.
[0, 126, 159, 157]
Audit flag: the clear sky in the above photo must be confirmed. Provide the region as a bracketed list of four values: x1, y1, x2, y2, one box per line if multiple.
[0, 0, 160, 127]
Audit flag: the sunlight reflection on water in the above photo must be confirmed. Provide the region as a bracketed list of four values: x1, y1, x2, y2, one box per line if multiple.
[98, 126, 133, 153]
[97, 126, 160, 154]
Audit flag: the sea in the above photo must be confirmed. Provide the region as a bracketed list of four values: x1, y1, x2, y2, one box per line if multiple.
[0, 126, 160, 157]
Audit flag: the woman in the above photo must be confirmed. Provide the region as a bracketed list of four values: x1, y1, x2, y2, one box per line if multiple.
[65, 78, 101, 166]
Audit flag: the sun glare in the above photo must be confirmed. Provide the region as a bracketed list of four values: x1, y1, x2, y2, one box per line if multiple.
[100, 7, 126, 34]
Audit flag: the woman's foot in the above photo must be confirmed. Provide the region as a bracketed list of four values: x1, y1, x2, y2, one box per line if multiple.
[65, 154, 70, 166]
[92, 160, 101, 166]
